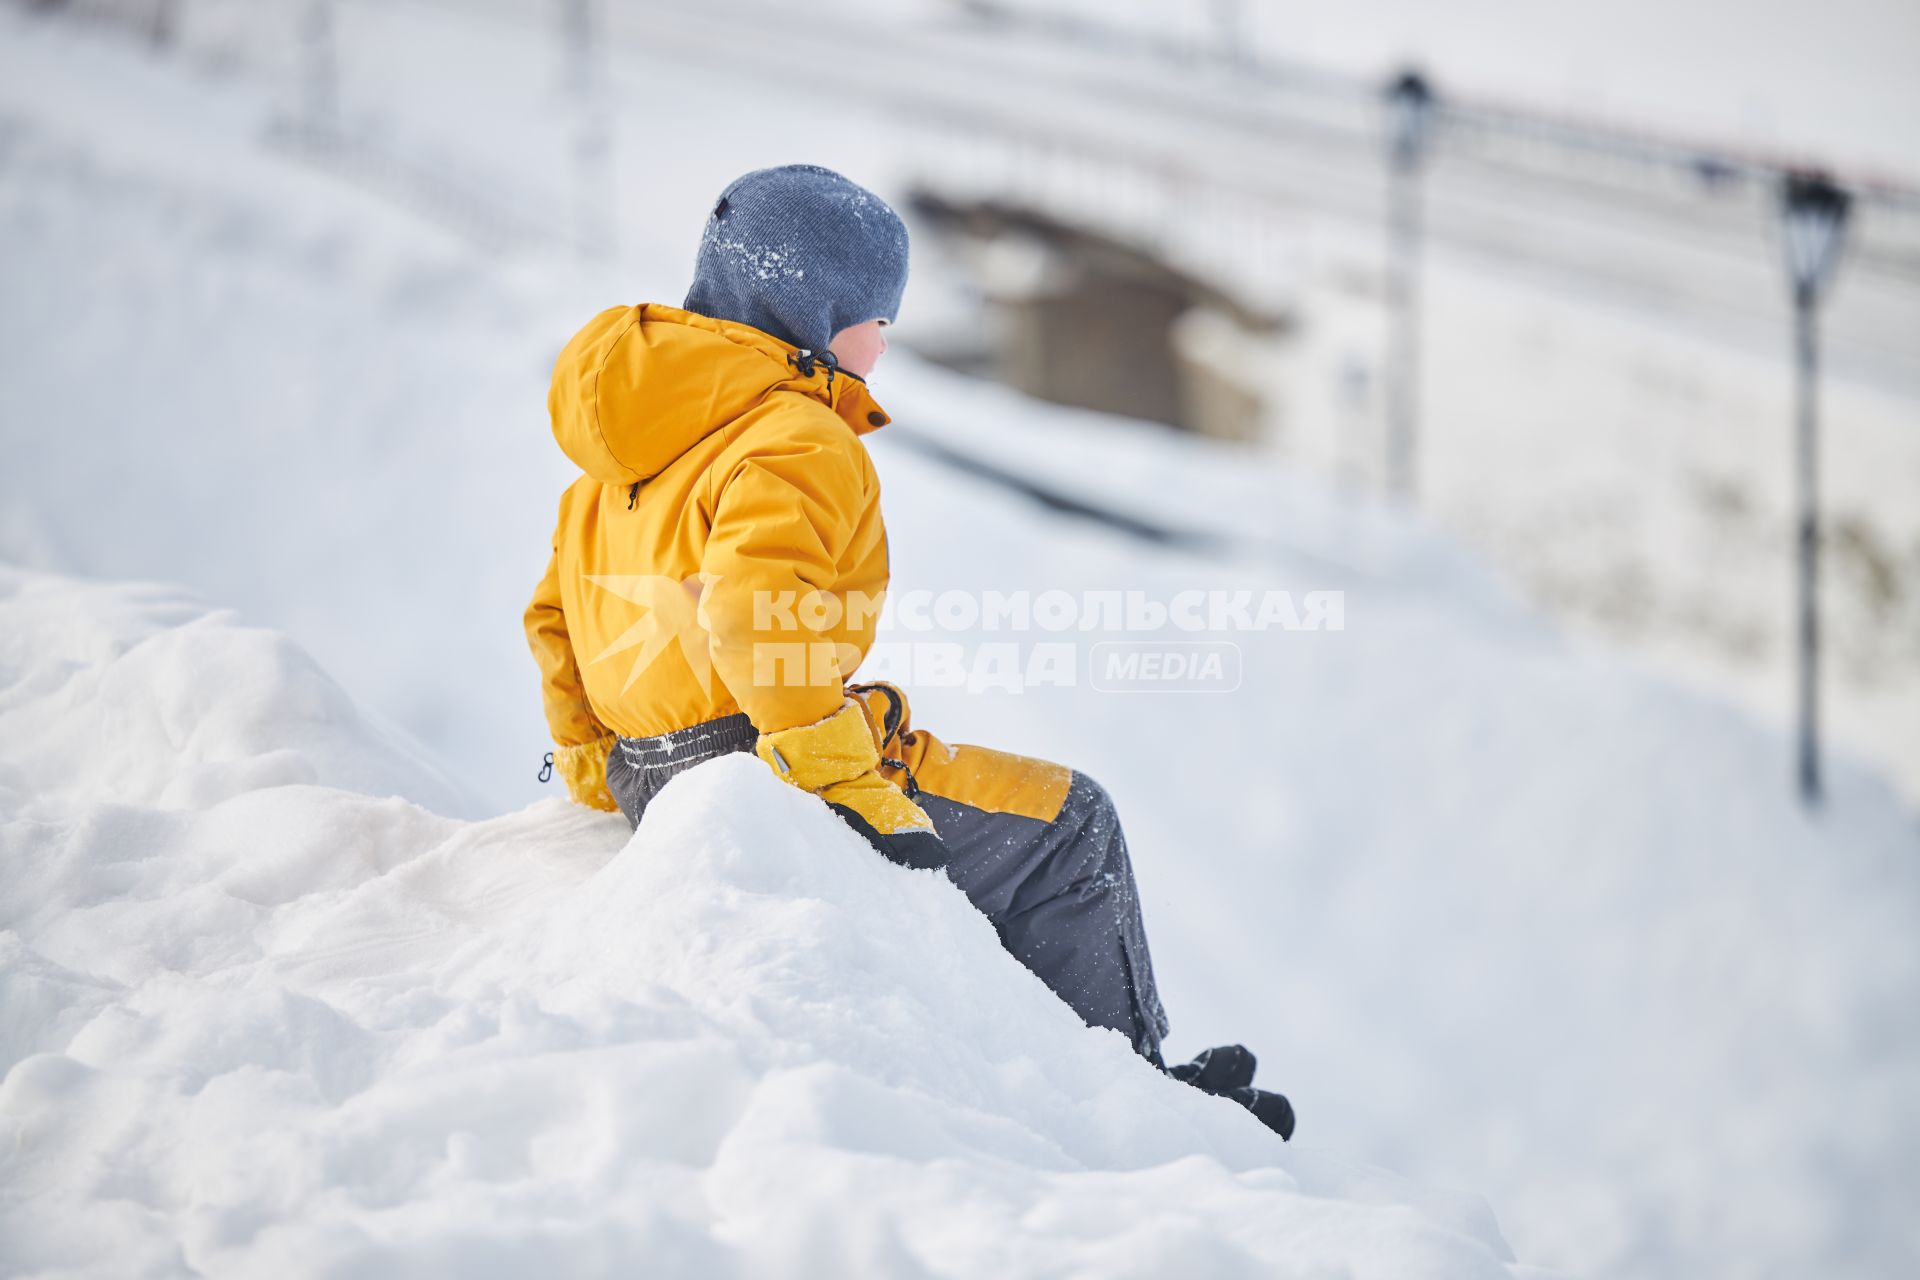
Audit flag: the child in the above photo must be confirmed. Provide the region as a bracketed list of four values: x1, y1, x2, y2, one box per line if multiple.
[525, 163, 1292, 1139]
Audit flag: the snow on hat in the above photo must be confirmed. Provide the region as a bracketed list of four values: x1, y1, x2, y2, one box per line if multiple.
[683, 163, 910, 357]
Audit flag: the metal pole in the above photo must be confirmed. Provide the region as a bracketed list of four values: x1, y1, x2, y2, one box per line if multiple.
[151, 0, 179, 48]
[1385, 149, 1421, 501]
[301, 0, 337, 146]
[1794, 288, 1822, 805]
[562, 0, 615, 257]
[1211, 0, 1246, 71]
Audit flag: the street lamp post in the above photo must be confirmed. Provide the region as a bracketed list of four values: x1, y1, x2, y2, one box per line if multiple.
[301, 0, 338, 146]
[561, 0, 616, 257]
[1211, 0, 1248, 71]
[1776, 171, 1852, 806]
[1384, 70, 1435, 502]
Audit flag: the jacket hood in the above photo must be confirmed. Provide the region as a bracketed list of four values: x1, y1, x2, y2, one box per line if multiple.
[547, 302, 893, 486]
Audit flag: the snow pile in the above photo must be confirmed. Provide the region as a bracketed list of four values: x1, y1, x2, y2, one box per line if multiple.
[0, 569, 465, 818]
[0, 566, 1534, 1278]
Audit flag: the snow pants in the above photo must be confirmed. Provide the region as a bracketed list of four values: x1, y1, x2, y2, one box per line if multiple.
[604, 685, 1171, 1060]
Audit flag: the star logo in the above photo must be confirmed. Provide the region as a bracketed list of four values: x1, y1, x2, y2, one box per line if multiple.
[581, 573, 717, 693]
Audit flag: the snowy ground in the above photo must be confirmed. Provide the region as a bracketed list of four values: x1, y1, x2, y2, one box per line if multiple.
[3, 5, 1919, 1278]
[0, 567, 1530, 1278]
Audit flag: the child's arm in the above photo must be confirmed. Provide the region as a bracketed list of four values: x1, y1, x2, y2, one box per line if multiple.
[700, 420, 945, 869]
[700, 418, 870, 733]
[523, 539, 619, 812]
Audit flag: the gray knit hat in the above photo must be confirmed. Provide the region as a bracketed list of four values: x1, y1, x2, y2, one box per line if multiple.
[683, 163, 910, 356]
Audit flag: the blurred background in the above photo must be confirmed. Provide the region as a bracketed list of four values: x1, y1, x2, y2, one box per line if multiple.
[2, 1, 1916, 1276]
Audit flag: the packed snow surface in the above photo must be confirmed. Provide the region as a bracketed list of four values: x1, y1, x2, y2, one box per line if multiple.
[0, 567, 1529, 1278]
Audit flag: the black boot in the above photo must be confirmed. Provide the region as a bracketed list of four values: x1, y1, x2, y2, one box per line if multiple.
[1162, 1044, 1295, 1141]
[1223, 1084, 1295, 1141]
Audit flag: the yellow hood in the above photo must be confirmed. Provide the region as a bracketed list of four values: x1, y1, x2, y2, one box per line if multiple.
[547, 302, 892, 485]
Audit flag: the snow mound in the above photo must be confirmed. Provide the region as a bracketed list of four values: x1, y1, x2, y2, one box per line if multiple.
[0, 567, 468, 818]
[0, 569, 1539, 1277]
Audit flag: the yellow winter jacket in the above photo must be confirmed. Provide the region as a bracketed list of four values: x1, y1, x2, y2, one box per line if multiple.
[524, 303, 894, 806]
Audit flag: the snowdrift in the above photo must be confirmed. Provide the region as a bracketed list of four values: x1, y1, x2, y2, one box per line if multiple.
[0, 571, 468, 820]
[0, 566, 1536, 1278]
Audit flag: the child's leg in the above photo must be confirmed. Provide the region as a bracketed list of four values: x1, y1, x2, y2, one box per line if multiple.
[857, 687, 1171, 1059]
[931, 762, 1171, 1061]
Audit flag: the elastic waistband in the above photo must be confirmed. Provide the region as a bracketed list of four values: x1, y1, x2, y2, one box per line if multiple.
[615, 712, 757, 771]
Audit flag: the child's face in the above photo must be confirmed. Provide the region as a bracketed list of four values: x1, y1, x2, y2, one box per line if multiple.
[828, 318, 888, 378]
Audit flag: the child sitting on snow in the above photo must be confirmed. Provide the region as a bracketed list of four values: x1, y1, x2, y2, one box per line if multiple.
[525, 163, 1292, 1139]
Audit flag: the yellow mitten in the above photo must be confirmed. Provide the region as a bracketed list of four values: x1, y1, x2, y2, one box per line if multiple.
[756, 699, 947, 869]
[553, 734, 620, 813]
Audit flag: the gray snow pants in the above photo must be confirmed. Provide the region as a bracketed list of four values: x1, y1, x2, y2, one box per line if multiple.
[605, 707, 1170, 1060]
